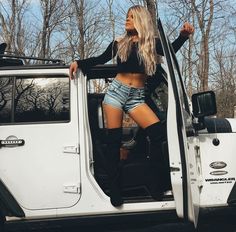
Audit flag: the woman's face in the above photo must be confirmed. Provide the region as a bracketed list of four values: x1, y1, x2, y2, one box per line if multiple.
[125, 11, 135, 32]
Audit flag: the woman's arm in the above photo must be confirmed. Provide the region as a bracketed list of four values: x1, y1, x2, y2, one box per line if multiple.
[77, 41, 118, 74]
[155, 34, 188, 55]
[170, 34, 189, 53]
[156, 22, 194, 55]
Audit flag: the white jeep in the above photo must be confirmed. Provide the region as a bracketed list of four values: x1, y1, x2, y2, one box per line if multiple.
[0, 20, 235, 231]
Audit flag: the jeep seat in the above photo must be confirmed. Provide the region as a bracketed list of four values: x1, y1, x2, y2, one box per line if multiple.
[87, 94, 164, 199]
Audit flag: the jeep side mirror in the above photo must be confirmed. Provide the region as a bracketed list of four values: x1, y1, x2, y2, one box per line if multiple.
[192, 91, 217, 118]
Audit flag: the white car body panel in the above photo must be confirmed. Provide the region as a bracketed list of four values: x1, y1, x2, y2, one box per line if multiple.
[198, 133, 236, 207]
[0, 69, 81, 211]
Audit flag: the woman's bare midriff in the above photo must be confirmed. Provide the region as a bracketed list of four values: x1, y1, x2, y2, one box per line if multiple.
[115, 73, 147, 88]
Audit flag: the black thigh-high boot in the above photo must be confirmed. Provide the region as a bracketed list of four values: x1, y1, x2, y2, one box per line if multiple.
[105, 128, 123, 207]
[145, 121, 169, 200]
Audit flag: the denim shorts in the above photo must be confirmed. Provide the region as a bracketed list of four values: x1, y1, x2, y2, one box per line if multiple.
[103, 78, 145, 113]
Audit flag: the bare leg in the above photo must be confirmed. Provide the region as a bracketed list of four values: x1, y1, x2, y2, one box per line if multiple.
[128, 103, 160, 129]
[103, 103, 123, 128]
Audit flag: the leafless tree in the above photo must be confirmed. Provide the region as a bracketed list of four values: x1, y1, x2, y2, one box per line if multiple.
[67, 0, 109, 60]
[39, 0, 69, 59]
[0, 0, 30, 55]
[26, 86, 46, 111]
[106, 0, 115, 40]
[155, 0, 236, 117]
[0, 78, 12, 111]
[15, 79, 35, 112]
[191, 0, 214, 91]
[43, 84, 63, 114]
[145, 0, 158, 30]
[211, 45, 236, 117]
[159, 0, 228, 91]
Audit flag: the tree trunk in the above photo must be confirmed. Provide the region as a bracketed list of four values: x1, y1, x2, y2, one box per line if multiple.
[191, 0, 214, 91]
[145, 0, 161, 63]
[73, 0, 85, 59]
[187, 4, 195, 96]
[0, 0, 30, 55]
[41, 0, 49, 58]
[145, 0, 158, 35]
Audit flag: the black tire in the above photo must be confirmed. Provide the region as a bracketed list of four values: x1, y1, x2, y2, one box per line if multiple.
[0, 213, 5, 232]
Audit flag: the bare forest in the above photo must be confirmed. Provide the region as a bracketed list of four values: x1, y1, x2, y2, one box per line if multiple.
[0, 0, 236, 118]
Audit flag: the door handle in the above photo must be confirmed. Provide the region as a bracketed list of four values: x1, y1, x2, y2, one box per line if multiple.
[170, 166, 180, 172]
[0, 139, 25, 148]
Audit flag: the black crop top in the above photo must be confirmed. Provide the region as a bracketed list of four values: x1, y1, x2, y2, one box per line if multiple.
[77, 34, 188, 75]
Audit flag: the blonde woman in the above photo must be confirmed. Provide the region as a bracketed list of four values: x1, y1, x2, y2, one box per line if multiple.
[70, 5, 194, 207]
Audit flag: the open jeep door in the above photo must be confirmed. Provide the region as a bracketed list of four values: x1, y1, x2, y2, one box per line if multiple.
[158, 20, 201, 227]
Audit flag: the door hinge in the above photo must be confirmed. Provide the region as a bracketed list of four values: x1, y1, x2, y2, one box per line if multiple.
[63, 145, 80, 154]
[63, 184, 81, 194]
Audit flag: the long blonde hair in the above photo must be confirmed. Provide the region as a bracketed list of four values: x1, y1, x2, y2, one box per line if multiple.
[117, 5, 158, 76]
